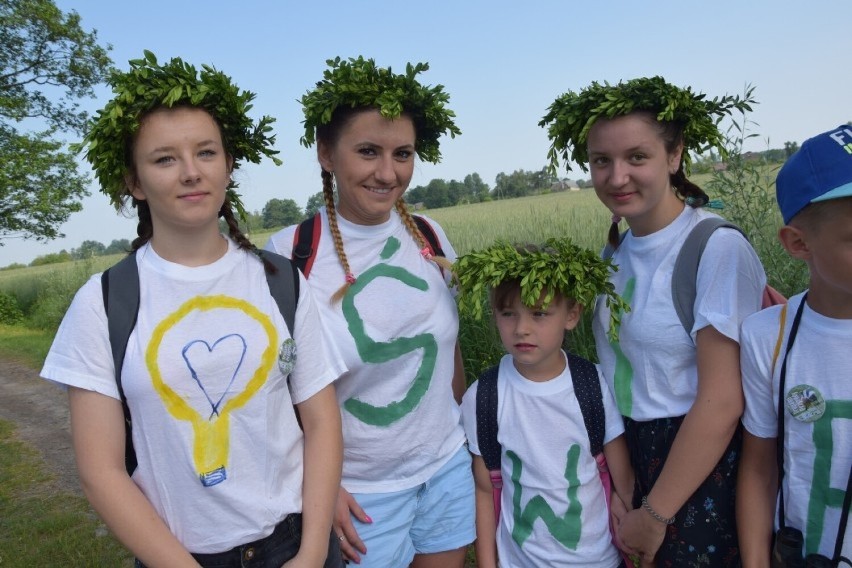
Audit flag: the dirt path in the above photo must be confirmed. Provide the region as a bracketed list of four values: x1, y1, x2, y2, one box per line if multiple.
[0, 357, 80, 495]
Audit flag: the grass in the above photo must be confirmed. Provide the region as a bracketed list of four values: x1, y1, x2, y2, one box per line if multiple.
[0, 324, 54, 369]
[0, 418, 133, 567]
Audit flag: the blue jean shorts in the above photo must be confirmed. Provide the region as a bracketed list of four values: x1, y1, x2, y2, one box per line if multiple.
[349, 445, 475, 567]
[134, 513, 343, 567]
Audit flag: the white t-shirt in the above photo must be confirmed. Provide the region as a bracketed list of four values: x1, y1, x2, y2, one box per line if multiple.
[461, 353, 624, 568]
[741, 292, 852, 559]
[41, 238, 345, 553]
[593, 206, 766, 420]
[266, 208, 466, 493]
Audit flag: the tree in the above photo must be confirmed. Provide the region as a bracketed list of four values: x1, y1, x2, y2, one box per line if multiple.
[305, 192, 325, 218]
[72, 239, 106, 259]
[104, 238, 131, 255]
[0, 0, 112, 244]
[262, 198, 302, 229]
[463, 173, 490, 203]
[783, 141, 799, 158]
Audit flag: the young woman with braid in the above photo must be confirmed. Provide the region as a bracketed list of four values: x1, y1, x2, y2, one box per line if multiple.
[266, 57, 474, 568]
[40, 53, 346, 567]
[541, 77, 767, 567]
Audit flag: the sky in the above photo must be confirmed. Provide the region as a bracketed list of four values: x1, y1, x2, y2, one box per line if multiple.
[3, 0, 850, 267]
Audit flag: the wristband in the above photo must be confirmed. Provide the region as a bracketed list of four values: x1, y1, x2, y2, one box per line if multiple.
[641, 495, 676, 525]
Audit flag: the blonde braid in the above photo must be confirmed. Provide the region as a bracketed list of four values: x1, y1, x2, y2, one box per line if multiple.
[395, 199, 454, 273]
[321, 169, 354, 303]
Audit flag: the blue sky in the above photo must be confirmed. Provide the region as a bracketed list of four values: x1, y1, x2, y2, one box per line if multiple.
[3, 0, 850, 267]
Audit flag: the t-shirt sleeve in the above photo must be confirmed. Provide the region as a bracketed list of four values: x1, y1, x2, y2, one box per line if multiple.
[263, 224, 298, 257]
[599, 364, 625, 444]
[287, 270, 346, 404]
[460, 380, 481, 455]
[40, 274, 120, 399]
[693, 228, 766, 343]
[740, 309, 781, 439]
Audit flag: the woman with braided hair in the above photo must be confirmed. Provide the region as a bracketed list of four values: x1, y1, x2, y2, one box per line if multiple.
[266, 57, 474, 568]
[541, 77, 767, 566]
[40, 52, 345, 567]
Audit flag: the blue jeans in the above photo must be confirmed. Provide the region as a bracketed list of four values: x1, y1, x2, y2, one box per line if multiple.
[134, 514, 343, 567]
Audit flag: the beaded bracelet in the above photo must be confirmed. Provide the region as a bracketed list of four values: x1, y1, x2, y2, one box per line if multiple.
[641, 496, 676, 525]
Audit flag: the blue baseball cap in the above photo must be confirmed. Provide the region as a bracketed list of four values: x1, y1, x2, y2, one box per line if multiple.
[776, 124, 852, 224]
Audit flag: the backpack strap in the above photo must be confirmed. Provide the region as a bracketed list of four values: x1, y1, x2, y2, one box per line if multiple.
[103, 249, 301, 477]
[292, 213, 321, 278]
[475, 365, 503, 521]
[672, 217, 746, 335]
[101, 252, 140, 476]
[255, 249, 299, 338]
[566, 353, 605, 456]
[413, 215, 444, 258]
[601, 230, 629, 261]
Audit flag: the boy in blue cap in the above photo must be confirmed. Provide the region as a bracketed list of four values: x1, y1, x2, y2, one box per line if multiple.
[738, 124, 852, 566]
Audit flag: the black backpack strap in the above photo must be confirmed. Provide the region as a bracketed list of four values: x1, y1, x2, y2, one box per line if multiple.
[672, 217, 747, 335]
[475, 365, 501, 472]
[292, 213, 321, 278]
[255, 250, 299, 338]
[567, 353, 605, 456]
[101, 251, 140, 476]
[413, 215, 444, 258]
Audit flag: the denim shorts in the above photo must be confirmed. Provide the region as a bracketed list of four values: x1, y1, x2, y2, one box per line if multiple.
[134, 513, 343, 568]
[349, 445, 475, 567]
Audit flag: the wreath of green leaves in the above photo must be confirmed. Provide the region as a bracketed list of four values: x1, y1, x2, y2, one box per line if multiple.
[454, 238, 629, 341]
[76, 50, 282, 219]
[299, 56, 461, 164]
[539, 76, 755, 173]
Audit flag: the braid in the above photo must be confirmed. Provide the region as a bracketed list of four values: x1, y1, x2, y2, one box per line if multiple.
[321, 170, 354, 303]
[220, 200, 277, 274]
[131, 199, 153, 251]
[395, 199, 453, 272]
[671, 166, 709, 208]
[607, 220, 621, 249]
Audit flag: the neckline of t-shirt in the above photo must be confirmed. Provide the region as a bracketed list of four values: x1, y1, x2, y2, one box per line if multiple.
[331, 208, 402, 240]
[137, 236, 242, 281]
[500, 352, 575, 396]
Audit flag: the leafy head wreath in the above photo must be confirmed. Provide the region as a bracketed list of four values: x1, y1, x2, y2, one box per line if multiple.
[454, 238, 629, 341]
[76, 50, 282, 220]
[539, 76, 755, 173]
[299, 56, 461, 163]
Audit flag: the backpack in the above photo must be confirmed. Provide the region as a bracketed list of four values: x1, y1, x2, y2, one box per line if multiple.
[291, 212, 445, 278]
[603, 217, 786, 335]
[101, 249, 300, 476]
[475, 353, 611, 523]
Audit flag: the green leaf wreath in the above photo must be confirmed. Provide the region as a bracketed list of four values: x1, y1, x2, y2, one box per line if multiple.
[454, 238, 629, 341]
[540, 76, 756, 174]
[299, 56, 461, 164]
[75, 50, 282, 220]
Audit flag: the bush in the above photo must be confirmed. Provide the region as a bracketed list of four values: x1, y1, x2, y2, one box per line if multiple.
[704, 86, 808, 298]
[0, 292, 24, 325]
[27, 259, 94, 330]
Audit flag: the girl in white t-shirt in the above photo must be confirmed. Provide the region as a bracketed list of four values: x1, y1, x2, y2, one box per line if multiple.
[541, 78, 766, 566]
[40, 54, 345, 567]
[455, 240, 635, 567]
[265, 57, 473, 568]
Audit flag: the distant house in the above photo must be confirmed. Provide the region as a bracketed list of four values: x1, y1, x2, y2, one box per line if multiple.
[550, 179, 580, 192]
[410, 202, 425, 210]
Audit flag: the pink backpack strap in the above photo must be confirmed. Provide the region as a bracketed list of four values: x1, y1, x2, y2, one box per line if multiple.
[596, 452, 633, 565]
[489, 469, 503, 523]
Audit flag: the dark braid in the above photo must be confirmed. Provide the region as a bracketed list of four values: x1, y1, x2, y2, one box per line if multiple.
[220, 200, 277, 274]
[131, 199, 153, 252]
[671, 166, 709, 208]
[607, 219, 621, 249]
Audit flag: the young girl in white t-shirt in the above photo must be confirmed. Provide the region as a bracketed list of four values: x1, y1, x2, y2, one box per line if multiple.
[542, 77, 766, 566]
[40, 54, 345, 567]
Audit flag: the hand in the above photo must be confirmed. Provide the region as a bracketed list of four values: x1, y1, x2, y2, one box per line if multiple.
[334, 487, 371, 564]
[617, 507, 667, 566]
[608, 493, 637, 556]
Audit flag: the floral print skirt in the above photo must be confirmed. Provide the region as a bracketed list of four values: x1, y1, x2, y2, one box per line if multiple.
[623, 415, 743, 567]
